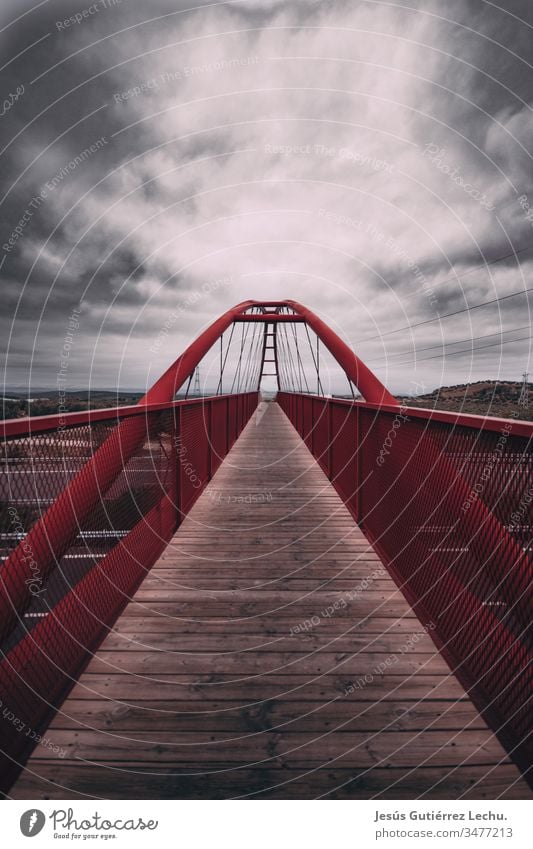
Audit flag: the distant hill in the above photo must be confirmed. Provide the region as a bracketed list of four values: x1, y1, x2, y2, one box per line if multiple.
[400, 380, 532, 422]
[1, 381, 531, 422]
[0, 391, 144, 420]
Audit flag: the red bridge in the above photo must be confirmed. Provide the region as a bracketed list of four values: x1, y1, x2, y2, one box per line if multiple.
[0, 300, 531, 799]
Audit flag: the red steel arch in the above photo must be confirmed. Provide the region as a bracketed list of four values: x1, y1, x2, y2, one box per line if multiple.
[0, 300, 395, 634]
[143, 299, 397, 406]
[1, 302, 532, 794]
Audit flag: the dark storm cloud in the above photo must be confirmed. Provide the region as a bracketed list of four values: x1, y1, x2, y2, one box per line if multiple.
[0, 0, 532, 392]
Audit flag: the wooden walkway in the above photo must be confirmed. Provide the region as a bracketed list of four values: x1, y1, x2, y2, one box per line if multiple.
[11, 402, 530, 799]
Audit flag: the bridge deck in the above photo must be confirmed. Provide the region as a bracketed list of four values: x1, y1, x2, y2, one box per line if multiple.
[11, 402, 530, 799]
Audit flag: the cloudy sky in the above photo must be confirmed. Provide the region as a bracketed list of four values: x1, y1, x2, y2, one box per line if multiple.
[1, 0, 532, 394]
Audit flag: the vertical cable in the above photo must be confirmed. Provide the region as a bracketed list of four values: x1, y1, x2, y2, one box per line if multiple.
[217, 323, 235, 395]
[292, 322, 310, 393]
[304, 324, 325, 396]
[184, 371, 194, 399]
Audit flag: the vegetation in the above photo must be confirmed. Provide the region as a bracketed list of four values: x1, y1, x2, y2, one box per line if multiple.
[1, 391, 144, 420]
[399, 380, 532, 421]
[2, 381, 531, 422]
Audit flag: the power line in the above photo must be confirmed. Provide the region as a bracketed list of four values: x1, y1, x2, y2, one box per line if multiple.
[369, 323, 532, 364]
[402, 243, 533, 298]
[357, 285, 533, 345]
[387, 332, 533, 367]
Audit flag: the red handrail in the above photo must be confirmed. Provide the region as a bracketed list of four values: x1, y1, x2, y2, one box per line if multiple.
[0, 300, 396, 638]
[278, 391, 533, 785]
[0, 391, 259, 791]
[1, 393, 245, 438]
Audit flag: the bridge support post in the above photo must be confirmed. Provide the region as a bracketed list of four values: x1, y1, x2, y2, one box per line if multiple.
[355, 404, 362, 526]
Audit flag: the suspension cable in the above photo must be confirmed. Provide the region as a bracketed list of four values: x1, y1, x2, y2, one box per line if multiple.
[346, 373, 356, 399]
[278, 322, 296, 391]
[232, 320, 248, 393]
[276, 323, 289, 390]
[291, 322, 310, 393]
[217, 322, 235, 394]
[252, 319, 267, 390]
[184, 371, 194, 399]
[241, 315, 263, 392]
[304, 324, 325, 395]
[239, 316, 256, 392]
[282, 321, 300, 391]
[282, 325, 298, 392]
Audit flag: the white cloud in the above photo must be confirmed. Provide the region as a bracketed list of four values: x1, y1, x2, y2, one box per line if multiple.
[1, 0, 532, 390]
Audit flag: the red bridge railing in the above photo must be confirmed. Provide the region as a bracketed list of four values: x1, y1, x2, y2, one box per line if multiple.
[278, 391, 533, 783]
[0, 391, 258, 790]
[1, 294, 531, 792]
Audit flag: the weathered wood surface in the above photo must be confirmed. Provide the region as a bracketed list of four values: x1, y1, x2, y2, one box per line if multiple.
[11, 402, 530, 799]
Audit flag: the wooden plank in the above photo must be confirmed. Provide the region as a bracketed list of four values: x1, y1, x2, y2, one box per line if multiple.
[8, 764, 529, 801]
[147, 577, 389, 589]
[98, 632, 437, 653]
[84, 650, 449, 676]
[26, 729, 510, 768]
[48, 699, 485, 733]
[66, 673, 470, 702]
[119, 600, 414, 618]
[11, 401, 530, 800]
[111, 616, 422, 635]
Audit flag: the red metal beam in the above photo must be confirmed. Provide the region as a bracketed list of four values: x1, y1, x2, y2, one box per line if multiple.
[277, 392, 533, 439]
[0, 298, 396, 636]
[235, 299, 397, 404]
[234, 314, 305, 322]
[8, 391, 477, 440]
[140, 300, 255, 403]
[282, 300, 397, 405]
[0, 301, 260, 634]
[0, 393, 241, 439]
[0, 391, 259, 793]
[277, 391, 533, 784]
